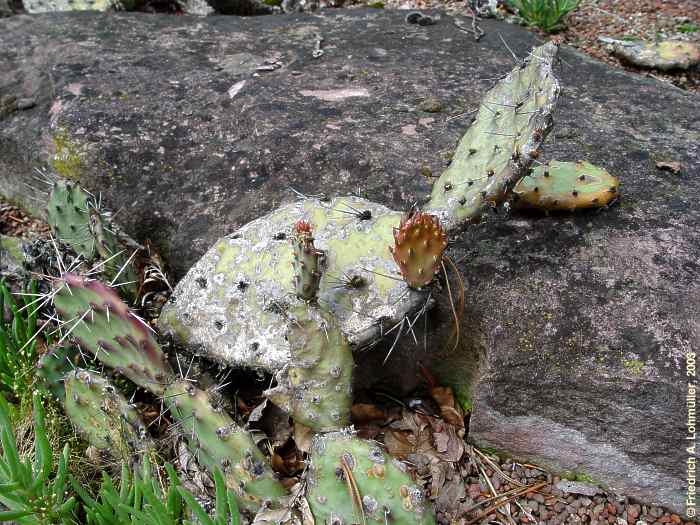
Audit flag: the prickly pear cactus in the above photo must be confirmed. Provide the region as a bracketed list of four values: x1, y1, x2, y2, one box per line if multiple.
[389, 212, 447, 290]
[164, 380, 287, 512]
[159, 197, 425, 373]
[64, 368, 151, 463]
[36, 345, 81, 401]
[265, 304, 353, 432]
[53, 273, 174, 395]
[308, 431, 436, 525]
[426, 42, 560, 231]
[47, 182, 95, 260]
[47, 182, 138, 298]
[292, 220, 324, 301]
[514, 160, 620, 211]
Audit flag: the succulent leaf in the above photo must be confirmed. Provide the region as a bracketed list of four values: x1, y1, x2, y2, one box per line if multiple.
[164, 380, 287, 512]
[53, 273, 174, 395]
[265, 304, 353, 432]
[308, 431, 436, 525]
[47, 181, 95, 260]
[292, 220, 324, 301]
[514, 160, 620, 210]
[64, 368, 151, 463]
[389, 212, 447, 290]
[426, 42, 561, 231]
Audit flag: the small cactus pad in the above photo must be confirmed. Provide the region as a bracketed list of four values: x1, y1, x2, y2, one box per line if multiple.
[265, 304, 353, 432]
[389, 212, 447, 290]
[292, 220, 324, 301]
[308, 432, 436, 525]
[164, 380, 287, 512]
[53, 273, 174, 395]
[426, 42, 560, 231]
[47, 182, 96, 260]
[514, 160, 620, 211]
[64, 368, 151, 462]
[36, 345, 81, 401]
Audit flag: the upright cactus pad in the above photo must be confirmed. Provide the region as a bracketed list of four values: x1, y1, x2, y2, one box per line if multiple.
[47, 182, 95, 260]
[47, 182, 138, 298]
[265, 304, 353, 432]
[308, 432, 436, 525]
[389, 212, 447, 290]
[64, 368, 151, 463]
[292, 220, 324, 301]
[514, 160, 620, 211]
[164, 380, 287, 512]
[36, 345, 81, 401]
[53, 273, 174, 395]
[426, 42, 560, 231]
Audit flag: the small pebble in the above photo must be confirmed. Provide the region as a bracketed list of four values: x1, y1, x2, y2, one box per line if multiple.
[16, 98, 36, 110]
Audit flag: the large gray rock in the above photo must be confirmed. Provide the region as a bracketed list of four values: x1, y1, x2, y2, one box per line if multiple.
[1, 10, 698, 514]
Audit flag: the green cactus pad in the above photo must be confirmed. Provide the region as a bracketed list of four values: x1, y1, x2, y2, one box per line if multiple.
[514, 160, 620, 211]
[164, 380, 287, 512]
[53, 273, 174, 395]
[308, 432, 436, 525]
[292, 221, 324, 301]
[265, 304, 353, 432]
[47, 182, 138, 298]
[36, 345, 81, 401]
[426, 42, 560, 231]
[47, 182, 96, 261]
[64, 368, 151, 462]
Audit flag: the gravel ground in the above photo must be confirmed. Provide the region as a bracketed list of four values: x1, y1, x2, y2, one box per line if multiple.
[459, 457, 691, 525]
[0, 197, 49, 239]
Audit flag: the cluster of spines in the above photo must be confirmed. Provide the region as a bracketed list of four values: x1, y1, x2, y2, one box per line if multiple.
[389, 212, 448, 290]
[292, 220, 324, 301]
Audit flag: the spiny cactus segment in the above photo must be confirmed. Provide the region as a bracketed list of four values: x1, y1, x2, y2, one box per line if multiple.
[389, 212, 447, 291]
[47, 181, 138, 299]
[164, 379, 287, 512]
[36, 345, 80, 401]
[426, 42, 560, 231]
[308, 431, 437, 525]
[51, 272, 287, 511]
[53, 273, 174, 395]
[64, 368, 151, 463]
[292, 220, 324, 301]
[265, 304, 353, 433]
[47, 182, 95, 260]
[514, 160, 620, 211]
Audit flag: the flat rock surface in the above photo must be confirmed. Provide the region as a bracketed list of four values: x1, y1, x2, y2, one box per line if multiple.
[1, 10, 699, 514]
[610, 39, 700, 71]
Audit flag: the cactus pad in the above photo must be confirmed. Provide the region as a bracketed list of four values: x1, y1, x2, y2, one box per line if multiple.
[159, 197, 426, 373]
[426, 42, 560, 231]
[47, 182, 95, 260]
[308, 432, 436, 525]
[514, 160, 620, 211]
[292, 221, 324, 301]
[64, 368, 150, 462]
[36, 345, 81, 401]
[389, 212, 447, 290]
[53, 273, 174, 395]
[164, 380, 287, 512]
[265, 304, 353, 432]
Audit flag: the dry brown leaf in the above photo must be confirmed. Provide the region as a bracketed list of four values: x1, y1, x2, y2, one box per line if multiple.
[431, 386, 456, 409]
[351, 403, 386, 424]
[293, 422, 314, 453]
